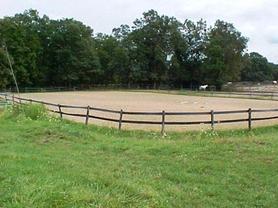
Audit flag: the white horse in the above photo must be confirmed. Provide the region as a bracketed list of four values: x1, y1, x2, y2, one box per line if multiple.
[199, 85, 208, 91]
[273, 81, 277, 85]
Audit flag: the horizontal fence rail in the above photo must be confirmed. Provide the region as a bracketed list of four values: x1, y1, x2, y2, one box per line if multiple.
[1, 93, 278, 134]
[210, 91, 278, 99]
[3, 85, 278, 101]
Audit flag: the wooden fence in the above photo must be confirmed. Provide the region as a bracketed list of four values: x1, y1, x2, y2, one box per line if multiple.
[3, 86, 278, 101]
[1, 93, 278, 134]
[207, 90, 278, 100]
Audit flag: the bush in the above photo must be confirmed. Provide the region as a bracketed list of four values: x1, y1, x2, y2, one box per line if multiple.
[22, 104, 47, 120]
[3, 104, 48, 120]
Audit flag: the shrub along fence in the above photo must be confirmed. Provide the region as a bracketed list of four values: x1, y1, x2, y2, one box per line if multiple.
[1, 93, 278, 134]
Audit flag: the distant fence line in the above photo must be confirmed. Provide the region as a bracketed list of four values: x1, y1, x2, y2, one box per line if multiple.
[1, 93, 278, 134]
[3, 84, 171, 93]
[2, 85, 278, 101]
[210, 90, 278, 97]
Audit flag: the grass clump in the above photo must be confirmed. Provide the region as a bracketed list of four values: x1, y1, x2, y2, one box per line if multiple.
[0, 105, 278, 207]
[2, 104, 48, 121]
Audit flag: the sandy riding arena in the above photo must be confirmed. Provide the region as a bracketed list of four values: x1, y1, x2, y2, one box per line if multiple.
[22, 91, 278, 131]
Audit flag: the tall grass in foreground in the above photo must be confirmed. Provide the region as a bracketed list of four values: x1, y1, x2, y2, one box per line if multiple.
[2, 104, 47, 120]
[0, 105, 277, 207]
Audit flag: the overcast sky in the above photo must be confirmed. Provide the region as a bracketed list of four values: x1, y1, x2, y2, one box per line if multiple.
[1, 0, 277, 63]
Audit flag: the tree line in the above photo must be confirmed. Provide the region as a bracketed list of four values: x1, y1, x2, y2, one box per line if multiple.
[0, 9, 277, 90]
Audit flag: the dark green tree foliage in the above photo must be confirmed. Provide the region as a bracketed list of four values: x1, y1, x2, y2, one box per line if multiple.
[270, 63, 278, 80]
[112, 10, 186, 88]
[43, 19, 100, 87]
[203, 20, 248, 88]
[0, 47, 10, 88]
[0, 9, 276, 90]
[182, 19, 207, 88]
[0, 10, 42, 87]
[95, 33, 129, 84]
[241, 52, 273, 82]
[132, 10, 166, 87]
[0, 9, 100, 88]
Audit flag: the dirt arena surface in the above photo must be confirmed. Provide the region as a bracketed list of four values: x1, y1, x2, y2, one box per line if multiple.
[21, 91, 278, 131]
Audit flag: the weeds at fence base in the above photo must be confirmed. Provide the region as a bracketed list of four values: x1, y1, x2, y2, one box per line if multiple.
[3, 104, 48, 121]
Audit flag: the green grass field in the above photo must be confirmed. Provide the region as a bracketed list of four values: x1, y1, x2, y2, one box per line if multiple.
[0, 105, 278, 207]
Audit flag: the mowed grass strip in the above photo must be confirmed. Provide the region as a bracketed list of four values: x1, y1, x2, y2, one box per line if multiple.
[0, 106, 278, 207]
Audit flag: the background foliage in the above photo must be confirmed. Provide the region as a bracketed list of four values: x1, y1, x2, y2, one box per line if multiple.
[1, 9, 277, 89]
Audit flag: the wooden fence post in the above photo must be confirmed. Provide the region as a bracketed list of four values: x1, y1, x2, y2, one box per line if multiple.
[248, 108, 252, 131]
[118, 109, 123, 130]
[161, 110, 166, 135]
[58, 104, 63, 119]
[211, 110, 215, 130]
[85, 106, 90, 125]
[12, 95, 14, 105]
[29, 99, 32, 104]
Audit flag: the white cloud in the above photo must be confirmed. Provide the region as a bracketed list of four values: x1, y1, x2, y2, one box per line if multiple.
[0, 0, 277, 63]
